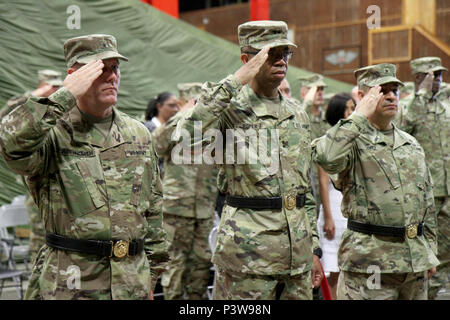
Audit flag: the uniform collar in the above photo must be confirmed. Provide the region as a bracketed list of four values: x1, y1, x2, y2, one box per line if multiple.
[68, 106, 131, 147]
[364, 119, 411, 149]
[243, 85, 295, 122]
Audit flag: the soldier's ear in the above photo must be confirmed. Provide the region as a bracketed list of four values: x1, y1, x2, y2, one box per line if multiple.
[240, 53, 250, 65]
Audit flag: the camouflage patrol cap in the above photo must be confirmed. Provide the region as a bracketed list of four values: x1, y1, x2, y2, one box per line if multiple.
[410, 56, 448, 74]
[298, 74, 327, 88]
[238, 20, 297, 50]
[63, 34, 128, 68]
[177, 82, 203, 101]
[37, 69, 62, 86]
[354, 63, 404, 88]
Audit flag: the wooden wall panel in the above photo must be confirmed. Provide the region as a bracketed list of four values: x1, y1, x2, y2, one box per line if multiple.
[179, 0, 447, 86]
[372, 29, 410, 61]
[436, 0, 450, 44]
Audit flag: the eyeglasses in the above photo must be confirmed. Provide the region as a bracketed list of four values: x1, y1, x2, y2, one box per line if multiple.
[244, 48, 294, 62]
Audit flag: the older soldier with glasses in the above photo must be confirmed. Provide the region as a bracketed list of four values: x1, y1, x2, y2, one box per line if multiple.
[312, 63, 439, 300]
[0, 34, 168, 300]
[176, 20, 323, 300]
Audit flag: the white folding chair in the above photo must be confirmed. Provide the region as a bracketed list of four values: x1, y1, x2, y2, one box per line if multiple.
[0, 195, 29, 299]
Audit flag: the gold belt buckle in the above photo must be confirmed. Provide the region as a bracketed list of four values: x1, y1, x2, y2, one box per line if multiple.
[112, 240, 129, 258]
[406, 224, 418, 239]
[284, 194, 296, 210]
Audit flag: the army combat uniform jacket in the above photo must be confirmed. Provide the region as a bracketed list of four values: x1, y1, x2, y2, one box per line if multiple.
[312, 111, 439, 273]
[176, 75, 319, 276]
[153, 110, 219, 220]
[0, 88, 168, 299]
[401, 89, 449, 199]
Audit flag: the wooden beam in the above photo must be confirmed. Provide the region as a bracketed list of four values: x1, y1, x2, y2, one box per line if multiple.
[402, 0, 435, 34]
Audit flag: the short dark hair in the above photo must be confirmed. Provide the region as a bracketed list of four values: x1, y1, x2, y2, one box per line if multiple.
[325, 93, 354, 126]
[145, 92, 174, 121]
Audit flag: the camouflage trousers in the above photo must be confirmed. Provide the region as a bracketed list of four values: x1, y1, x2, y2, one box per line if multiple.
[337, 270, 428, 300]
[161, 214, 213, 300]
[428, 196, 450, 299]
[214, 265, 312, 300]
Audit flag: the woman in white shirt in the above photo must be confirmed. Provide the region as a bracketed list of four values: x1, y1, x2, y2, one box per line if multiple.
[317, 93, 355, 300]
[144, 92, 179, 133]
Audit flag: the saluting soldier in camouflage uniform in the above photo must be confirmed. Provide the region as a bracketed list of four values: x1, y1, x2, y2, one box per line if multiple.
[0, 34, 168, 300]
[298, 74, 331, 216]
[1, 69, 63, 263]
[176, 20, 323, 300]
[153, 83, 218, 300]
[313, 64, 439, 300]
[400, 57, 449, 299]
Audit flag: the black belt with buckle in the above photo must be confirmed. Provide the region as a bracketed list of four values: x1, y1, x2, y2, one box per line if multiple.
[225, 194, 306, 210]
[46, 233, 144, 259]
[347, 219, 424, 239]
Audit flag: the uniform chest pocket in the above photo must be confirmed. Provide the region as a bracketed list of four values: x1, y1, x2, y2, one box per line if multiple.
[58, 158, 105, 218]
[124, 150, 151, 207]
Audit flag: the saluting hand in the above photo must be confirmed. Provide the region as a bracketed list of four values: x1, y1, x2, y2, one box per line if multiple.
[418, 71, 434, 93]
[63, 60, 104, 99]
[234, 46, 270, 86]
[304, 86, 317, 104]
[355, 85, 383, 118]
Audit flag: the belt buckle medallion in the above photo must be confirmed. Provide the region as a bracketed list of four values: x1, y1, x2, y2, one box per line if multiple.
[284, 194, 296, 210]
[406, 224, 418, 239]
[113, 240, 129, 258]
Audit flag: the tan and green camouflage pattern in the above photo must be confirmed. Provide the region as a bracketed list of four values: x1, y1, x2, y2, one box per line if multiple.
[0, 87, 168, 299]
[64, 34, 128, 68]
[0, 92, 32, 119]
[401, 89, 449, 198]
[1, 93, 46, 262]
[214, 265, 312, 299]
[153, 110, 219, 219]
[177, 82, 203, 102]
[153, 109, 218, 299]
[312, 111, 439, 273]
[298, 74, 327, 89]
[238, 20, 296, 49]
[38, 69, 63, 87]
[176, 74, 318, 276]
[160, 215, 213, 299]
[428, 197, 450, 299]
[410, 56, 448, 75]
[400, 85, 449, 298]
[26, 192, 45, 262]
[337, 270, 428, 300]
[399, 81, 414, 97]
[355, 63, 404, 88]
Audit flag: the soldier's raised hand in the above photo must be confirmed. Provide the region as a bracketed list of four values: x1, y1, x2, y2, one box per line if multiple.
[304, 86, 317, 104]
[63, 60, 104, 99]
[355, 85, 383, 118]
[418, 71, 434, 93]
[234, 46, 270, 85]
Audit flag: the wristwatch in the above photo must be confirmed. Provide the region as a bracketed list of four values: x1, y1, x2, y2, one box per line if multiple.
[313, 247, 323, 259]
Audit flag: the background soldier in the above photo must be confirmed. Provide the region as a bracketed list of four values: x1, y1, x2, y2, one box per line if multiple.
[153, 83, 218, 300]
[1, 69, 63, 263]
[313, 63, 439, 300]
[298, 74, 331, 218]
[401, 57, 449, 299]
[0, 34, 168, 299]
[176, 20, 323, 300]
